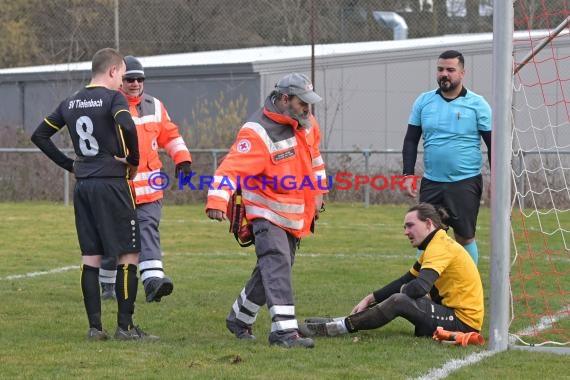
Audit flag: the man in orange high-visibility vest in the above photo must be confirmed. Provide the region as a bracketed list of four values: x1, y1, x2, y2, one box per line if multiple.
[100, 56, 192, 303]
[206, 73, 327, 349]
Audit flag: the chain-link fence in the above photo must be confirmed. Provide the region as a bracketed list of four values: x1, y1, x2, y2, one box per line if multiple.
[0, 0, 559, 204]
[0, 146, 497, 207]
[0, 0, 514, 69]
[0, 146, 418, 204]
[6, 0, 569, 70]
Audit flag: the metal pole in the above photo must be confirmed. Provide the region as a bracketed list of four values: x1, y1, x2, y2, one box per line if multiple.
[114, 0, 120, 50]
[212, 151, 218, 172]
[310, 0, 316, 115]
[363, 149, 370, 208]
[489, 0, 513, 352]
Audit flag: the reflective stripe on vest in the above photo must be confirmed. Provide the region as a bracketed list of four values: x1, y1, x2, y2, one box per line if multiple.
[164, 136, 189, 156]
[213, 175, 236, 189]
[242, 190, 304, 213]
[244, 205, 304, 230]
[132, 169, 162, 198]
[135, 185, 160, 197]
[132, 168, 161, 182]
[131, 98, 162, 125]
[243, 122, 297, 153]
[312, 156, 324, 167]
[208, 189, 230, 202]
[207, 176, 234, 201]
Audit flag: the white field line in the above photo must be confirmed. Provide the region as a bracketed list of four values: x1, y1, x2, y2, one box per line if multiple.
[171, 251, 491, 261]
[412, 350, 497, 380]
[1, 252, 490, 282]
[0, 253, 400, 281]
[180, 251, 570, 264]
[514, 305, 570, 337]
[1, 253, 405, 282]
[0, 265, 78, 281]
[509, 305, 570, 346]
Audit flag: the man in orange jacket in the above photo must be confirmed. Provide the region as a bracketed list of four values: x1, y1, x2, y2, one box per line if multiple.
[100, 56, 192, 303]
[206, 73, 327, 348]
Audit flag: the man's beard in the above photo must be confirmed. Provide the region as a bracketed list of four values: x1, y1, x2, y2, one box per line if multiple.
[437, 77, 458, 93]
[285, 107, 312, 129]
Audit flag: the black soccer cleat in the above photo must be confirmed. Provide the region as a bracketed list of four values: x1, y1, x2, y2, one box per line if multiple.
[87, 327, 110, 341]
[144, 277, 174, 302]
[114, 325, 159, 341]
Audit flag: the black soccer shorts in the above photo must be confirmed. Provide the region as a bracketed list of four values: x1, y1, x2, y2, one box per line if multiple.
[419, 174, 482, 239]
[73, 178, 140, 257]
[411, 297, 478, 337]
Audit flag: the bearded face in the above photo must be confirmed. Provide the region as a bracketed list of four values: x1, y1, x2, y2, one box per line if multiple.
[437, 76, 460, 92]
[285, 103, 312, 129]
[275, 93, 313, 129]
[436, 58, 464, 95]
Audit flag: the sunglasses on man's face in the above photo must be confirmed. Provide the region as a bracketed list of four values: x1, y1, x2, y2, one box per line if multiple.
[124, 77, 145, 83]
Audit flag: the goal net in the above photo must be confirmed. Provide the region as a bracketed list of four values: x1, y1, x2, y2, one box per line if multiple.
[510, 2, 570, 348]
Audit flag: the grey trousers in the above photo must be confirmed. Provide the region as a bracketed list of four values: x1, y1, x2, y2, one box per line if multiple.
[227, 219, 299, 337]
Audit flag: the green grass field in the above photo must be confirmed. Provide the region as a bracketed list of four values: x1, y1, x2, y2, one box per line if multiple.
[0, 202, 568, 379]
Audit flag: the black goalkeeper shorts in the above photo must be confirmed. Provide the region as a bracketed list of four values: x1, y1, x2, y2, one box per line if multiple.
[73, 178, 140, 257]
[412, 296, 478, 337]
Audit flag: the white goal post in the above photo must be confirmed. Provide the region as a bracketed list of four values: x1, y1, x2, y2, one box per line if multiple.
[489, 0, 513, 352]
[491, 3, 570, 354]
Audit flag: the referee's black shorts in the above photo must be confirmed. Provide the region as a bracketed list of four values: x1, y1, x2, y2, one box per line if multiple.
[73, 177, 140, 257]
[419, 174, 482, 239]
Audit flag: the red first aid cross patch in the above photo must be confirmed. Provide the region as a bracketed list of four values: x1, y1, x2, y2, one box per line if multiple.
[237, 139, 251, 153]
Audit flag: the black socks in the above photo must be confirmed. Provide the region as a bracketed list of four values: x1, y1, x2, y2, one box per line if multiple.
[116, 263, 138, 330]
[81, 264, 102, 330]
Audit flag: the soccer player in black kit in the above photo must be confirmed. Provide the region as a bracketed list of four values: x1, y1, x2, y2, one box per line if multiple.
[31, 48, 158, 341]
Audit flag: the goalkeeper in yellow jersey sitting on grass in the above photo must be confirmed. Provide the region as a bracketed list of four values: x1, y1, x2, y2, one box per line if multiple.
[300, 203, 484, 340]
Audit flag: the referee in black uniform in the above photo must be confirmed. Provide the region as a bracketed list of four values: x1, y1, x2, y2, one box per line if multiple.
[31, 48, 157, 341]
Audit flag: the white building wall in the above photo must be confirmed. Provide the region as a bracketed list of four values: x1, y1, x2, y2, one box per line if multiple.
[2, 32, 569, 155]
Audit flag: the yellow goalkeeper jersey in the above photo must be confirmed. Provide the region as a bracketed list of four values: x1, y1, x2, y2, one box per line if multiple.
[411, 229, 484, 331]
